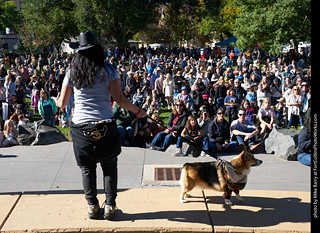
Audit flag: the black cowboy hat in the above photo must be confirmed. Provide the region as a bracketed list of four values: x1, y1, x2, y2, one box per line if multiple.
[69, 30, 98, 50]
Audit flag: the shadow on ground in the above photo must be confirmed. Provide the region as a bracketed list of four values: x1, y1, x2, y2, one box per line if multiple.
[114, 195, 310, 228]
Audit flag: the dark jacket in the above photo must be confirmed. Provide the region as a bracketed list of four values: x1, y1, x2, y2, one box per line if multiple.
[167, 110, 188, 135]
[174, 75, 185, 91]
[113, 104, 135, 128]
[215, 84, 227, 99]
[234, 85, 247, 102]
[298, 127, 311, 154]
[208, 117, 231, 144]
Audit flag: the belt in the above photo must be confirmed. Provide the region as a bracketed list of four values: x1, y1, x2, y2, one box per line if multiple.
[77, 119, 115, 127]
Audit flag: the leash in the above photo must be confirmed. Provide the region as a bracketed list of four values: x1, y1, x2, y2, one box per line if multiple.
[146, 114, 164, 127]
[146, 114, 226, 164]
[181, 136, 227, 163]
[202, 190, 215, 233]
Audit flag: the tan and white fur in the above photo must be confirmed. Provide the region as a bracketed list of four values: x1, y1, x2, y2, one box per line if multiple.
[179, 146, 262, 205]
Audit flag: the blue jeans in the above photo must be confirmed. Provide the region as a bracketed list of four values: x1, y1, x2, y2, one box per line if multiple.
[297, 153, 311, 166]
[66, 93, 74, 116]
[287, 114, 303, 129]
[216, 98, 225, 109]
[235, 135, 256, 147]
[151, 131, 178, 151]
[176, 135, 209, 151]
[117, 126, 135, 146]
[44, 115, 55, 126]
[208, 140, 238, 152]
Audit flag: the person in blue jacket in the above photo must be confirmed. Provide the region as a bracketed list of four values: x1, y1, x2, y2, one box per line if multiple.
[297, 116, 311, 166]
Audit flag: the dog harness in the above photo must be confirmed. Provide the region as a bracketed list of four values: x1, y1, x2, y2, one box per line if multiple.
[216, 161, 247, 200]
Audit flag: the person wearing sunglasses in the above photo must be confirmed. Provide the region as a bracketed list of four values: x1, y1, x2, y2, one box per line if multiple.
[208, 107, 238, 152]
[230, 108, 263, 153]
[146, 99, 188, 151]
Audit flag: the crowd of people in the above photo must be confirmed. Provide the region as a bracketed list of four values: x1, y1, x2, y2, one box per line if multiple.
[0, 45, 311, 165]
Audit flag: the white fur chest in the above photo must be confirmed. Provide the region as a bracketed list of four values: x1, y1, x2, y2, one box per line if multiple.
[242, 168, 251, 176]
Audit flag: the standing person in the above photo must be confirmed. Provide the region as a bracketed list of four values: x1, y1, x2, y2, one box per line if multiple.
[154, 71, 166, 107]
[224, 88, 239, 125]
[215, 77, 227, 109]
[52, 31, 145, 220]
[4, 75, 16, 102]
[163, 73, 174, 109]
[286, 86, 304, 129]
[270, 78, 282, 106]
[38, 90, 57, 126]
[45, 73, 58, 97]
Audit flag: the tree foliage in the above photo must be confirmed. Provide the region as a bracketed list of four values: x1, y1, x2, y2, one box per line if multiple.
[195, 0, 223, 41]
[232, 0, 311, 53]
[18, 0, 78, 51]
[162, 0, 198, 46]
[0, 0, 20, 32]
[73, 0, 166, 49]
[5, 0, 311, 53]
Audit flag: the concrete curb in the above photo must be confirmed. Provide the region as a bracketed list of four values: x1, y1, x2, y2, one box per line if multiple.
[0, 189, 310, 233]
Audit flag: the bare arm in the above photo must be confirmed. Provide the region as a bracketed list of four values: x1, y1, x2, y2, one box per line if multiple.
[232, 128, 259, 137]
[52, 85, 73, 108]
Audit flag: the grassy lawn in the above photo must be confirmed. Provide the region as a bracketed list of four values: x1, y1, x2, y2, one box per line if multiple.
[158, 106, 171, 127]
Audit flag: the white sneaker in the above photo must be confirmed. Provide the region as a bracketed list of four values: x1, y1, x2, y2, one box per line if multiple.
[172, 150, 184, 156]
[88, 204, 100, 219]
[103, 205, 116, 220]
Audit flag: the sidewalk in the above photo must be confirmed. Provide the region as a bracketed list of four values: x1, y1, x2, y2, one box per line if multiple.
[0, 142, 311, 232]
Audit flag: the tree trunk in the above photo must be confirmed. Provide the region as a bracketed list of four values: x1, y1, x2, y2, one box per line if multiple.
[114, 32, 134, 56]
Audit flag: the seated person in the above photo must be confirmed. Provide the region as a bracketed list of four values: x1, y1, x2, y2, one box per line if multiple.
[135, 116, 151, 147]
[58, 108, 70, 128]
[173, 114, 209, 156]
[132, 87, 144, 106]
[230, 108, 263, 153]
[18, 114, 29, 126]
[197, 110, 210, 136]
[9, 106, 21, 126]
[258, 97, 274, 141]
[2, 119, 18, 147]
[297, 116, 311, 166]
[147, 99, 188, 151]
[113, 102, 136, 146]
[208, 107, 238, 152]
[241, 99, 254, 122]
[148, 113, 165, 140]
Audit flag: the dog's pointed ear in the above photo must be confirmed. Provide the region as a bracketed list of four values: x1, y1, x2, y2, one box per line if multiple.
[239, 143, 247, 152]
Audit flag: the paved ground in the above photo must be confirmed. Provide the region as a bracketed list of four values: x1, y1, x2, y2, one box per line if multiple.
[0, 142, 311, 232]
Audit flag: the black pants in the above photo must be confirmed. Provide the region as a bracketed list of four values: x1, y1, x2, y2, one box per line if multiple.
[70, 121, 121, 206]
[226, 107, 237, 125]
[79, 157, 118, 206]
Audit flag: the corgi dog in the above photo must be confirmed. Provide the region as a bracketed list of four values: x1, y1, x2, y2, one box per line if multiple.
[179, 145, 263, 205]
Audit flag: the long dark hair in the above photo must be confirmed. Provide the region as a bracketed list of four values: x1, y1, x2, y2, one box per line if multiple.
[185, 115, 199, 132]
[70, 44, 106, 89]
